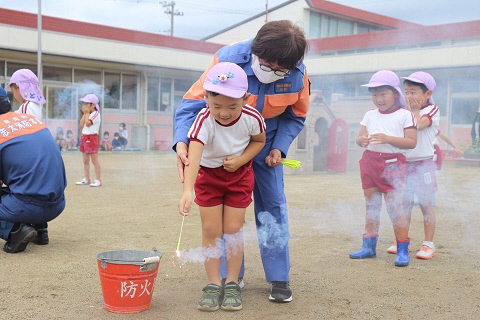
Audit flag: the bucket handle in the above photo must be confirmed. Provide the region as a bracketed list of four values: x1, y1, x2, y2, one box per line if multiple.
[99, 248, 161, 270]
[100, 257, 159, 270]
[140, 256, 160, 272]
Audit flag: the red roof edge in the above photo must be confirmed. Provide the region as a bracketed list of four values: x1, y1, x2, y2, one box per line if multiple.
[308, 20, 480, 52]
[307, 0, 421, 29]
[0, 8, 223, 54]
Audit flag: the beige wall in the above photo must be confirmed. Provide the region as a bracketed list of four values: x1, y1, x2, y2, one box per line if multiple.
[0, 25, 214, 72]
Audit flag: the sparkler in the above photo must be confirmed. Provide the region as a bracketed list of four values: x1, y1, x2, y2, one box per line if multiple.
[176, 215, 185, 257]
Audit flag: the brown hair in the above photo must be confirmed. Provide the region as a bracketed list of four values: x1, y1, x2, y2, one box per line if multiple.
[403, 79, 429, 93]
[0, 100, 12, 115]
[251, 20, 307, 70]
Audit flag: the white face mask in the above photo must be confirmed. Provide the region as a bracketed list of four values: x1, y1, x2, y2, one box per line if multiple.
[251, 55, 285, 84]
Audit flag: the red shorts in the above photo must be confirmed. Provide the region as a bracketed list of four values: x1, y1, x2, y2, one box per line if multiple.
[406, 159, 437, 194]
[359, 150, 406, 193]
[194, 161, 254, 208]
[80, 134, 99, 154]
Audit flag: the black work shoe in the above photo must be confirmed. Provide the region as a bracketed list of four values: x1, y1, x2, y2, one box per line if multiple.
[32, 228, 49, 245]
[3, 224, 37, 253]
[269, 281, 292, 302]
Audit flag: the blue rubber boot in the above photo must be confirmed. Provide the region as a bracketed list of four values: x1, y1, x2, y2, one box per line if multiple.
[349, 234, 378, 259]
[394, 239, 410, 267]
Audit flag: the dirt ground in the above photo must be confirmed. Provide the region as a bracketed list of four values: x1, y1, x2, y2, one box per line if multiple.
[0, 151, 479, 320]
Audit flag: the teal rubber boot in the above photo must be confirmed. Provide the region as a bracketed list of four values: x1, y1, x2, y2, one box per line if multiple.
[394, 239, 410, 267]
[349, 235, 378, 259]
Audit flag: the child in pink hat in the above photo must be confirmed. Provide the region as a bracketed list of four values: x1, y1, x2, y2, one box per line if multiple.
[383, 71, 439, 260]
[8, 69, 46, 120]
[178, 62, 266, 312]
[349, 70, 417, 267]
[76, 94, 102, 188]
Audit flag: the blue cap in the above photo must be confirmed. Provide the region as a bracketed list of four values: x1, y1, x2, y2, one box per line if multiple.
[0, 86, 8, 102]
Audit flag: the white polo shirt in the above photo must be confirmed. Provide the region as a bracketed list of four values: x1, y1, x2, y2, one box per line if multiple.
[188, 105, 266, 168]
[16, 101, 43, 120]
[81, 111, 101, 135]
[361, 106, 416, 154]
[406, 104, 439, 161]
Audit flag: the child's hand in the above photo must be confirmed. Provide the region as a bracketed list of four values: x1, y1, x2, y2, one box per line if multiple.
[406, 96, 422, 111]
[455, 148, 464, 157]
[358, 133, 370, 147]
[223, 155, 241, 172]
[178, 192, 192, 216]
[369, 133, 388, 145]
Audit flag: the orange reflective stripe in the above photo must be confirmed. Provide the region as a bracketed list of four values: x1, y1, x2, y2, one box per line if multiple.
[184, 55, 221, 100]
[0, 112, 46, 144]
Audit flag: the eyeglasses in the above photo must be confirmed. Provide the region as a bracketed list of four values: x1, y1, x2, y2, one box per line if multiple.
[259, 63, 290, 77]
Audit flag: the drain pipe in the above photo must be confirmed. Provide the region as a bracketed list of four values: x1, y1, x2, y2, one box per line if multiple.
[142, 72, 151, 151]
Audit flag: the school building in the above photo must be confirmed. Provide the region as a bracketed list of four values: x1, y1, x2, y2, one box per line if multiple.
[1, 0, 479, 171]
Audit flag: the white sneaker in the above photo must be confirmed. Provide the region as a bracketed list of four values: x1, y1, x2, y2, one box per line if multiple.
[90, 180, 102, 187]
[386, 243, 397, 254]
[238, 277, 244, 290]
[387, 242, 412, 254]
[75, 178, 90, 185]
[416, 241, 436, 260]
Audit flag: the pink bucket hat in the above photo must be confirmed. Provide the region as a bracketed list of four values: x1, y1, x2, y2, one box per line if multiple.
[80, 94, 100, 111]
[361, 70, 406, 108]
[402, 71, 436, 105]
[8, 69, 46, 105]
[203, 62, 248, 98]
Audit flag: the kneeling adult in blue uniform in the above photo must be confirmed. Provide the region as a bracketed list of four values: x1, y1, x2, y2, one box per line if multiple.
[0, 87, 67, 253]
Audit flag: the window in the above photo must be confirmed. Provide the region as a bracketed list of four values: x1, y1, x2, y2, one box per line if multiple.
[0, 60, 5, 77]
[74, 69, 101, 84]
[355, 22, 389, 35]
[309, 12, 357, 39]
[309, 12, 322, 38]
[337, 19, 353, 36]
[105, 73, 120, 109]
[321, 16, 337, 38]
[332, 78, 356, 97]
[433, 76, 448, 117]
[356, 23, 369, 34]
[160, 79, 172, 112]
[122, 74, 137, 110]
[147, 77, 160, 112]
[451, 98, 480, 125]
[451, 74, 480, 93]
[174, 79, 193, 93]
[172, 79, 194, 113]
[7, 62, 36, 77]
[147, 77, 173, 112]
[47, 86, 75, 120]
[104, 72, 138, 110]
[44, 66, 72, 82]
[369, 25, 385, 32]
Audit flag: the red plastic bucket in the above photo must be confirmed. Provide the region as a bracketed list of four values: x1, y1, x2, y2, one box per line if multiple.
[96, 249, 162, 313]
